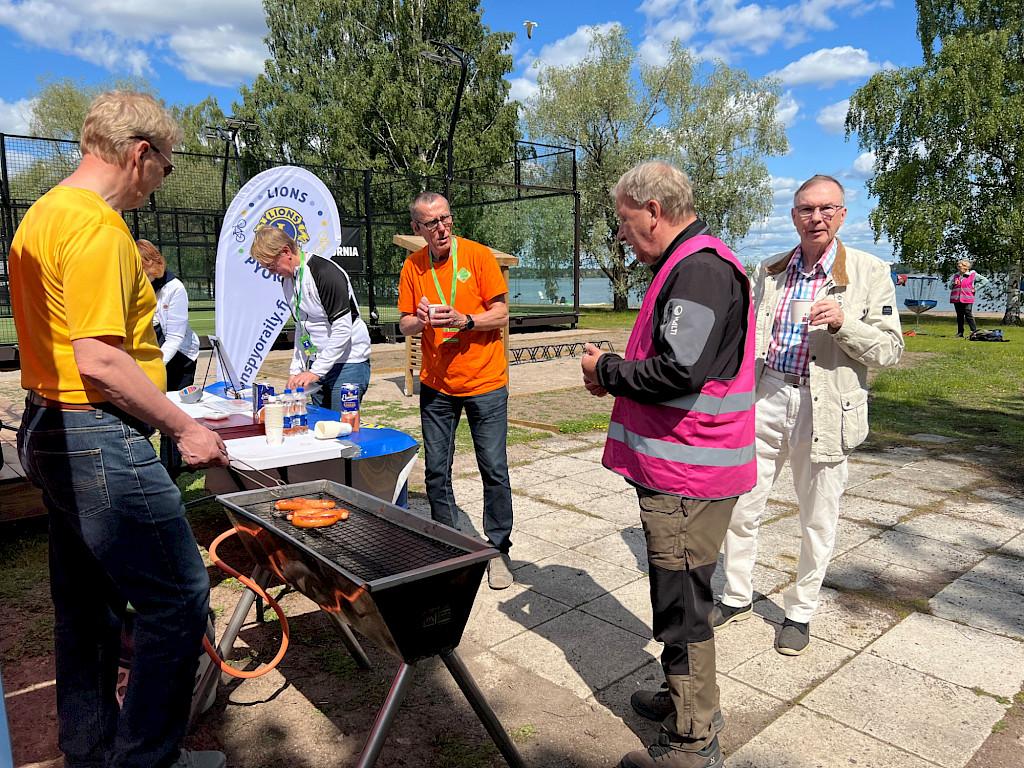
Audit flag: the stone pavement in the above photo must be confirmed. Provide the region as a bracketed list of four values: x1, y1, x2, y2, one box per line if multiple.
[4, 347, 1024, 766]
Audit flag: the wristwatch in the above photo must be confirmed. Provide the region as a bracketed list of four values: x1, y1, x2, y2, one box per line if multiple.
[462, 314, 475, 332]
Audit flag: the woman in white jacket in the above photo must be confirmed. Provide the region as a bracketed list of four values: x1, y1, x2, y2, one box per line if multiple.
[138, 239, 201, 477]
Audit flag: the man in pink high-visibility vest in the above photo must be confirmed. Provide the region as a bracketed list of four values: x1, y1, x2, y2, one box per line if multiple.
[582, 161, 756, 768]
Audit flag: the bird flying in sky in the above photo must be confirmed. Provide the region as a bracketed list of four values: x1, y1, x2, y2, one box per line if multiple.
[523, 20, 538, 39]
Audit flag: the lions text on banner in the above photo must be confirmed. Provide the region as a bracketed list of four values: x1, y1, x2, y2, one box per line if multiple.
[214, 167, 342, 389]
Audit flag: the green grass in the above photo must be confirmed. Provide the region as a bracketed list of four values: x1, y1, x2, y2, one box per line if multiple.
[577, 307, 639, 330]
[557, 414, 610, 433]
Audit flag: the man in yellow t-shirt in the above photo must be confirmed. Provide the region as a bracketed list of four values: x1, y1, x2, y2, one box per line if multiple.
[9, 92, 227, 768]
[398, 192, 515, 589]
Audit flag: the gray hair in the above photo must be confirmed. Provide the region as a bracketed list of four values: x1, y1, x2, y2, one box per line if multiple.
[957, 258, 972, 269]
[612, 162, 695, 223]
[793, 174, 845, 206]
[409, 191, 448, 221]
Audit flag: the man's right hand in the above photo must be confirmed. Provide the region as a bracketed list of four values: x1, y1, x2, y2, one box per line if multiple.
[416, 296, 431, 326]
[177, 423, 229, 468]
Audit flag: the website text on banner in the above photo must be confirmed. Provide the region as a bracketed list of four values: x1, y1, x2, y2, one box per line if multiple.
[214, 167, 342, 390]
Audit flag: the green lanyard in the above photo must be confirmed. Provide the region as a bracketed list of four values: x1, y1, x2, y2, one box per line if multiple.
[291, 250, 306, 323]
[291, 250, 317, 358]
[429, 237, 458, 308]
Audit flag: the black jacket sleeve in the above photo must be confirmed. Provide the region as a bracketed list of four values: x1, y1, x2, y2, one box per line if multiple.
[597, 251, 747, 403]
[308, 256, 353, 324]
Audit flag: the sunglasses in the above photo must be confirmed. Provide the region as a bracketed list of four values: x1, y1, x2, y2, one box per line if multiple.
[131, 135, 174, 177]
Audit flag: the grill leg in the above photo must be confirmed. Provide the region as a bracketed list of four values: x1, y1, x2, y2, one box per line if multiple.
[323, 611, 372, 669]
[355, 661, 416, 768]
[441, 650, 526, 768]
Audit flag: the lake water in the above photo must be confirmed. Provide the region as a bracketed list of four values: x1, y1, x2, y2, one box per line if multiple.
[508, 276, 958, 313]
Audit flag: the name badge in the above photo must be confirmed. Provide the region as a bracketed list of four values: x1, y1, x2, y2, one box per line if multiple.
[300, 334, 318, 354]
[440, 327, 460, 344]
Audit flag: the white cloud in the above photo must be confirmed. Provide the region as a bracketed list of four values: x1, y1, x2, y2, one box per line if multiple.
[852, 150, 876, 177]
[770, 46, 888, 88]
[816, 98, 850, 134]
[0, 0, 268, 85]
[0, 97, 35, 134]
[775, 91, 800, 128]
[638, 18, 697, 66]
[507, 76, 539, 103]
[509, 23, 620, 104]
[705, 1, 788, 55]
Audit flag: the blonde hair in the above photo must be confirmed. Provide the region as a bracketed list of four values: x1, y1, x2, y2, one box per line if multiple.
[612, 162, 695, 223]
[136, 239, 166, 279]
[80, 91, 183, 165]
[251, 227, 296, 267]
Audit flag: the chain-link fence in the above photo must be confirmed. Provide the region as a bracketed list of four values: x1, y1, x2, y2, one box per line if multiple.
[1, 135, 579, 345]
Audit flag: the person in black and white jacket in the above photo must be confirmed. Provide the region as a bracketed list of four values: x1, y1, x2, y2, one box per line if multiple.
[250, 227, 372, 409]
[138, 239, 200, 390]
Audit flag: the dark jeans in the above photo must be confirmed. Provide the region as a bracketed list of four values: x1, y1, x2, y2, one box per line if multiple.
[313, 359, 371, 411]
[161, 352, 197, 478]
[18, 401, 210, 768]
[954, 301, 977, 335]
[420, 384, 513, 553]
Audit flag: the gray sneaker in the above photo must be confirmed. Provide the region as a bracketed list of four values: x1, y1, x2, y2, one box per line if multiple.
[171, 749, 226, 768]
[710, 602, 752, 629]
[487, 553, 514, 590]
[630, 685, 725, 733]
[776, 619, 810, 656]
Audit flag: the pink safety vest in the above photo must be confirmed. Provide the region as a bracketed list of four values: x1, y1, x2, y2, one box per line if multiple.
[602, 235, 757, 499]
[950, 271, 976, 303]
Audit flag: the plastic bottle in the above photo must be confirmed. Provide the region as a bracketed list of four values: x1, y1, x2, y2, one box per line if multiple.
[281, 388, 294, 435]
[264, 395, 285, 445]
[293, 387, 309, 435]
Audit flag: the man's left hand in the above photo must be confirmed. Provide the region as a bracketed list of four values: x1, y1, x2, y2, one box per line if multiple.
[581, 343, 607, 396]
[288, 371, 320, 389]
[809, 298, 844, 333]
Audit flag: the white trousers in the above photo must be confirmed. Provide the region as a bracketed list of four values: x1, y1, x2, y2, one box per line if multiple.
[721, 371, 849, 623]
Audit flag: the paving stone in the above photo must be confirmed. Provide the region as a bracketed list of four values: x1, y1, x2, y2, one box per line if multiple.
[510, 495, 565, 522]
[954, 553, 1024, 595]
[824, 551, 949, 602]
[449, 476, 485, 503]
[571, 467, 631, 489]
[463, 581, 568, 650]
[534, 454, 605, 478]
[838, 493, 913, 526]
[903, 458, 992, 482]
[575, 527, 649, 574]
[513, 549, 644, 608]
[568, 446, 606, 462]
[728, 633, 854, 701]
[515, 506, 620, 549]
[742, 521, 802, 574]
[806, 587, 901, 651]
[580, 489, 641, 527]
[523, 477, 609, 506]
[956, 499, 1024, 532]
[844, 459, 889, 489]
[490, 608, 658, 699]
[999, 533, 1024, 559]
[834, 518, 882, 556]
[854, 445, 930, 467]
[713, 611, 780, 674]
[505, 531, 566, 569]
[507, 463, 558, 490]
[846, 476, 947, 507]
[890, 464, 987, 492]
[727, 705, 939, 768]
[710, 556, 791, 602]
[802, 653, 1007, 768]
[531, 436, 593, 454]
[852, 530, 985, 575]
[868, 612, 1024, 698]
[909, 433, 959, 444]
[973, 487, 1019, 503]
[579, 576, 652, 638]
[894, 512, 1016, 551]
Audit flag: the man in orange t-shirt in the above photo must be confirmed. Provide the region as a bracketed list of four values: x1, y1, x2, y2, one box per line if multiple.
[398, 192, 515, 589]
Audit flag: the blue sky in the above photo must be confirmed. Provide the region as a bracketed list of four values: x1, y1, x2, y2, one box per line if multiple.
[0, 0, 918, 262]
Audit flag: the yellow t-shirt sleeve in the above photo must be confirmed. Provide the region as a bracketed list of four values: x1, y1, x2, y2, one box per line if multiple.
[62, 223, 140, 341]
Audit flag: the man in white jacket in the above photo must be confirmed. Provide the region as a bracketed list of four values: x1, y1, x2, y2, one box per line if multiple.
[713, 175, 904, 655]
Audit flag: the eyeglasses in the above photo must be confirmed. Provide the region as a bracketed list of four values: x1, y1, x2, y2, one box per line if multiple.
[415, 213, 453, 232]
[794, 204, 844, 220]
[131, 135, 174, 177]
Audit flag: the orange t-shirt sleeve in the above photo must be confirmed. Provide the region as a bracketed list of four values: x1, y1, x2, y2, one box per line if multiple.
[397, 257, 419, 315]
[473, 244, 507, 306]
[63, 223, 138, 341]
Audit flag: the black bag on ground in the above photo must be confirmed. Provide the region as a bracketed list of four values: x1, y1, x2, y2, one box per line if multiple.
[968, 329, 1008, 342]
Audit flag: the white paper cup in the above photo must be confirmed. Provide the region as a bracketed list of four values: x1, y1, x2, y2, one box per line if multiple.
[790, 299, 813, 325]
[428, 304, 447, 321]
[314, 420, 353, 439]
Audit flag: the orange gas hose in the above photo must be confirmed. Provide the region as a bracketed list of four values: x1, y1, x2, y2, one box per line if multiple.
[203, 528, 289, 678]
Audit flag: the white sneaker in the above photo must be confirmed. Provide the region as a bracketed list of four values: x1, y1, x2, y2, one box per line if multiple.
[487, 553, 514, 590]
[171, 749, 227, 768]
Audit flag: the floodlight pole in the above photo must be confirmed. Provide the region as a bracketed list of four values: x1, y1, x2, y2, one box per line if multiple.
[422, 40, 468, 200]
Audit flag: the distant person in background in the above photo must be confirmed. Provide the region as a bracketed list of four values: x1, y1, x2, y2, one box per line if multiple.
[250, 227, 372, 408]
[949, 258, 988, 338]
[139, 239, 200, 478]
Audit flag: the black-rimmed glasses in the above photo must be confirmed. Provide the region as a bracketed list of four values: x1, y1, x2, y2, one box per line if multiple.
[416, 213, 453, 231]
[131, 135, 174, 177]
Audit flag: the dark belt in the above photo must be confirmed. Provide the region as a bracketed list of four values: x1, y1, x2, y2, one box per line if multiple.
[27, 391, 103, 411]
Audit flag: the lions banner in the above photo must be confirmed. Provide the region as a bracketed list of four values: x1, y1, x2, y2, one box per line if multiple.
[214, 166, 341, 390]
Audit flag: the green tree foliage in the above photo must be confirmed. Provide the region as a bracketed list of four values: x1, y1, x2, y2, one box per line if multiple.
[523, 27, 788, 310]
[848, 1, 1023, 324]
[235, 0, 519, 185]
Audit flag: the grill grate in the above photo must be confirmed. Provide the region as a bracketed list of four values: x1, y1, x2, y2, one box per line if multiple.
[243, 493, 466, 582]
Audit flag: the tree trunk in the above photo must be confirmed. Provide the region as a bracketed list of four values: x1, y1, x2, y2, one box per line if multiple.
[1001, 254, 1023, 326]
[612, 288, 629, 311]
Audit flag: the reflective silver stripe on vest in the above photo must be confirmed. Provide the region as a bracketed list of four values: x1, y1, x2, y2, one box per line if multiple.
[659, 389, 755, 415]
[608, 422, 755, 467]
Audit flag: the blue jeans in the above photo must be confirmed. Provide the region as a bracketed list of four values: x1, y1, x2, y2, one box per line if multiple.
[18, 401, 210, 768]
[313, 359, 371, 411]
[419, 384, 513, 553]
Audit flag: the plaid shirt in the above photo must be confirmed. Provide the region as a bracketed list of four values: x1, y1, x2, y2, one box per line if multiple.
[765, 240, 837, 377]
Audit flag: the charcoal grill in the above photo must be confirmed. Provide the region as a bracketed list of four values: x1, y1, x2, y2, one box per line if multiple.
[199, 479, 525, 768]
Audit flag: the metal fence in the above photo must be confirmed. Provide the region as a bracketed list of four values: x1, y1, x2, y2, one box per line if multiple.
[0, 135, 580, 345]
